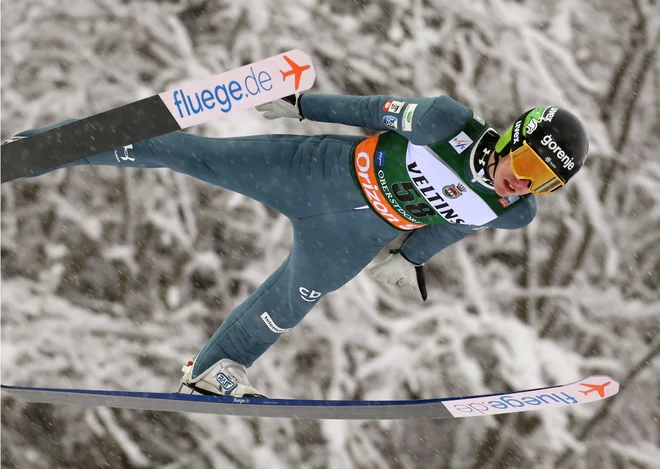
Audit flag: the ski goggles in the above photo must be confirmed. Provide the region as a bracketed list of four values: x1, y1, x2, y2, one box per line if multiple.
[510, 141, 564, 195]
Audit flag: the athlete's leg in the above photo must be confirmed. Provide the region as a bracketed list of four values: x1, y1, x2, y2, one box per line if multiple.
[26, 125, 364, 219]
[146, 132, 364, 218]
[192, 208, 400, 374]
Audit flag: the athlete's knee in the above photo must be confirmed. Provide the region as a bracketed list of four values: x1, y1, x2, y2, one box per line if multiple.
[276, 292, 316, 326]
[281, 284, 330, 324]
[261, 287, 321, 330]
[296, 285, 324, 305]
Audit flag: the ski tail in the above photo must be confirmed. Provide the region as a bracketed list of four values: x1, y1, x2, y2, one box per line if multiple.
[1, 96, 175, 183]
[1, 49, 316, 183]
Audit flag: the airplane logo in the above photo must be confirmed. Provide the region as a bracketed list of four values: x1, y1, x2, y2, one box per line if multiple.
[579, 381, 612, 398]
[280, 55, 311, 91]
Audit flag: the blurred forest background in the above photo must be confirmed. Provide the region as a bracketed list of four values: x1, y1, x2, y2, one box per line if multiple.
[1, 0, 659, 468]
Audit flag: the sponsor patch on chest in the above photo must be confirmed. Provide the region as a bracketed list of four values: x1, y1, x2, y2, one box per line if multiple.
[449, 132, 473, 154]
[406, 143, 499, 226]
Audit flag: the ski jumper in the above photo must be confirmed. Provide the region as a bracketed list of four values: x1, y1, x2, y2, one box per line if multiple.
[17, 94, 537, 374]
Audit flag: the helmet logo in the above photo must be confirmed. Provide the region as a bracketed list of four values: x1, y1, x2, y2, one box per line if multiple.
[526, 107, 558, 136]
[541, 135, 575, 171]
[512, 120, 523, 145]
[542, 107, 558, 122]
[526, 118, 540, 135]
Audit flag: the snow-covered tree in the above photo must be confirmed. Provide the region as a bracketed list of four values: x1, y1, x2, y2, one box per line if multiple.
[2, 0, 658, 468]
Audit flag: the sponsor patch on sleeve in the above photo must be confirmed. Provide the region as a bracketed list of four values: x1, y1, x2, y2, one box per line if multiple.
[388, 100, 405, 114]
[402, 103, 417, 131]
[383, 99, 406, 114]
[498, 195, 519, 207]
[383, 115, 398, 129]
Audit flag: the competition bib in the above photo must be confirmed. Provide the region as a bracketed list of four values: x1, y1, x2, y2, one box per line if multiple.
[405, 144, 498, 226]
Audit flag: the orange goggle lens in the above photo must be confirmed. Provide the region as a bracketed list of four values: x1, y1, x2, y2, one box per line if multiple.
[510, 142, 564, 195]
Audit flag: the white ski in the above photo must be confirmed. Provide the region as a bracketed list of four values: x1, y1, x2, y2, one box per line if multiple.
[1, 375, 618, 420]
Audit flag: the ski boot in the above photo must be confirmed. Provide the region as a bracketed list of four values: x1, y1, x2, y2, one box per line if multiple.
[180, 356, 266, 397]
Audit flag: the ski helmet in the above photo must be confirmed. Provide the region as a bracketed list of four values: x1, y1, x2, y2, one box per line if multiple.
[492, 106, 589, 194]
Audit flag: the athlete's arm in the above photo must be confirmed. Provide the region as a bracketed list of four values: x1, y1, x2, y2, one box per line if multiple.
[399, 223, 473, 265]
[485, 196, 537, 230]
[299, 94, 471, 145]
[398, 197, 537, 264]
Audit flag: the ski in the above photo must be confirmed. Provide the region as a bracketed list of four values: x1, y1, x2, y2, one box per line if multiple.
[1, 375, 618, 420]
[1, 49, 316, 183]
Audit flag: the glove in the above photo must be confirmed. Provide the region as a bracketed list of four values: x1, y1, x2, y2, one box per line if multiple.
[256, 94, 303, 121]
[369, 249, 428, 301]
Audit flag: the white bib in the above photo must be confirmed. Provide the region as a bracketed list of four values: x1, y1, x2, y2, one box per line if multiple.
[406, 143, 498, 226]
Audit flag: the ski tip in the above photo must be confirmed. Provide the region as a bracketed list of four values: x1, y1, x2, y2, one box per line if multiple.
[572, 375, 620, 399]
[442, 375, 621, 419]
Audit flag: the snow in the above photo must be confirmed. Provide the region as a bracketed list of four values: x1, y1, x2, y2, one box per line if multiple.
[96, 407, 151, 468]
[2, 0, 659, 468]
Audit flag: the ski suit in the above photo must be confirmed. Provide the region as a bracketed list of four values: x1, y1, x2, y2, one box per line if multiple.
[18, 93, 536, 374]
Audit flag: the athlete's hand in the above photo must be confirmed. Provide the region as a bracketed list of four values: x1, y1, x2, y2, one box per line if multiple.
[369, 250, 427, 301]
[256, 95, 303, 121]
